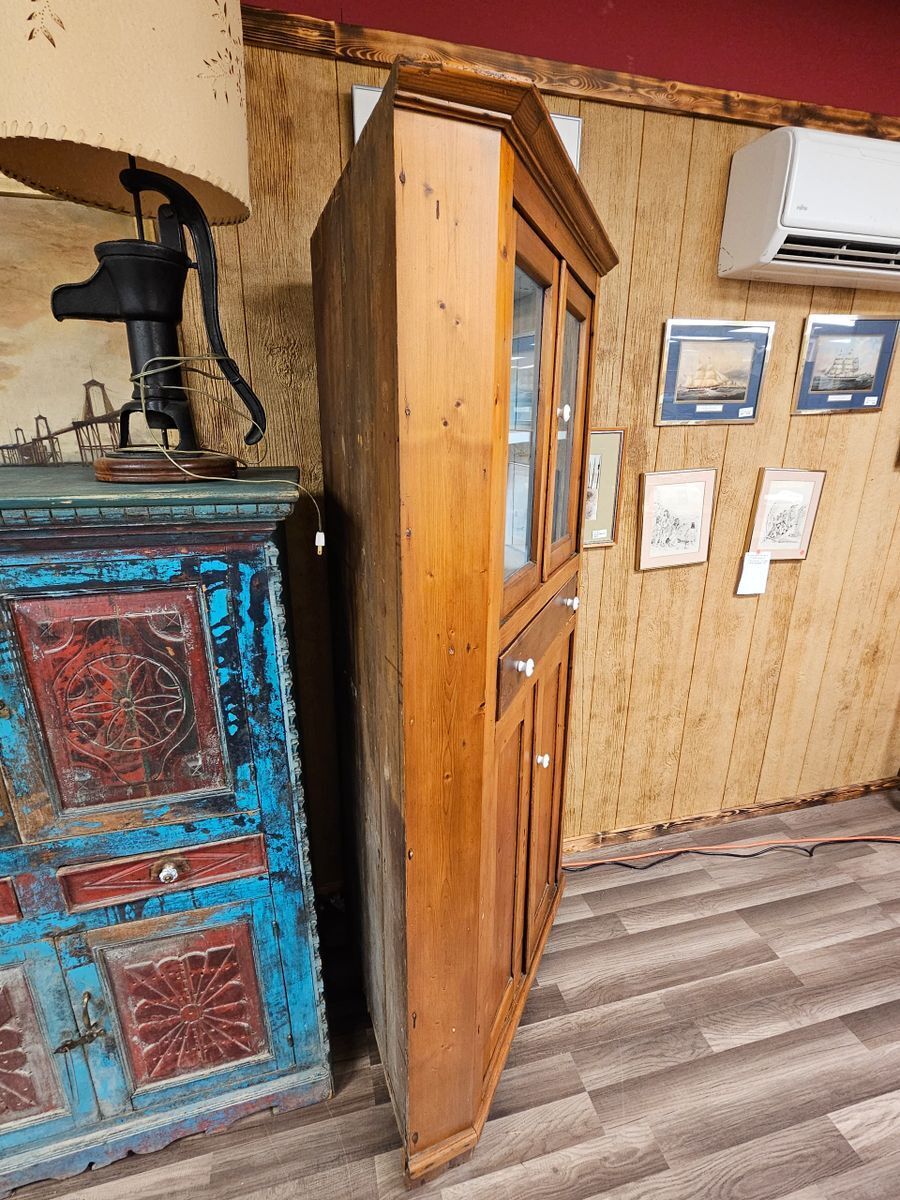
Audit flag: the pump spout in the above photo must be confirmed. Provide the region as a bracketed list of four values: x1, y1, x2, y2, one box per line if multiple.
[51, 258, 120, 322]
[51, 239, 190, 324]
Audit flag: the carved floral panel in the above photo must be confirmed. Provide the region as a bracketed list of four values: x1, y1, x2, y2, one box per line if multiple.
[11, 588, 227, 808]
[0, 968, 65, 1129]
[103, 922, 269, 1088]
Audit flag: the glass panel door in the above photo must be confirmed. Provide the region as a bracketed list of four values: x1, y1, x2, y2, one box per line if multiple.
[502, 217, 558, 617]
[544, 271, 592, 577]
[504, 267, 543, 581]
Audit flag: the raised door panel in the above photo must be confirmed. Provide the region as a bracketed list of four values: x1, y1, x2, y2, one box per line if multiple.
[0, 560, 257, 842]
[11, 589, 227, 811]
[480, 685, 531, 1080]
[524, 627, 572, 967]
[0, 879, 20, 924]
[57, 898, 295, 1117]
[0, 940, 98, 1159]
[0, 780, 17, 850]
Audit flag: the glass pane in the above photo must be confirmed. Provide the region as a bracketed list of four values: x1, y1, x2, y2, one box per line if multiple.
[551, 309, 584, 544]
[504, 266, 545, 579]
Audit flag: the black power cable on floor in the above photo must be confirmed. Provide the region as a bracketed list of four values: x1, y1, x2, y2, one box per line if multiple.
[562, 835, 900, 873]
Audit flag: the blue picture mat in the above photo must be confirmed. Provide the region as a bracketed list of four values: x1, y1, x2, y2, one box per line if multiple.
[658, 321, 772, 425]
[795, 317, 898, 414]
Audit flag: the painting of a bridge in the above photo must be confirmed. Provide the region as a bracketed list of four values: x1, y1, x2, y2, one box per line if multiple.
[0, 379, 120, 467]
[0, 173, 134, 465]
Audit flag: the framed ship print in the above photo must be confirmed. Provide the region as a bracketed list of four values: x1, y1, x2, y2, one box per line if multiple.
[793, 315, 898, 415]
[656, 319, 774, 426]
[746, 468, 826, 560]
[637, 467, 716, 570]
[582, 428, 625, 548]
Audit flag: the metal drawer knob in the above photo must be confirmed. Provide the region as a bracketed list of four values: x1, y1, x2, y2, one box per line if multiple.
[536, 753, 551, 769]
[150, 856, 189, 886]
[563, 596, 580, 611]
[513, 658, 535, 677]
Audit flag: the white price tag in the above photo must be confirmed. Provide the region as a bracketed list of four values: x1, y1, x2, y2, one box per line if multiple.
[863, 396, 880, 407]
[738, 406, 754, 418]
[736, 551, 771, 596]
[591, 528, 608, 541]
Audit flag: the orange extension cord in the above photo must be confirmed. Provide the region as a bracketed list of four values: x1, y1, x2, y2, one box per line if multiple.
[564, 834, 900, 872]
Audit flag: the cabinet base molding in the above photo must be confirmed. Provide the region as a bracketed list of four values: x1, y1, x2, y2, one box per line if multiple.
[405, 882, 564, 1182]
[562, 776, 900, 857]
[0, 1066, 332, 1198]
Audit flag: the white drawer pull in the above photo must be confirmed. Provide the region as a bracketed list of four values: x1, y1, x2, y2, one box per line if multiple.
[513, 658, 535, 677]
[562, 596, 580, 611]
[558, 403, 572, 422]
[536, 753, 551, 769]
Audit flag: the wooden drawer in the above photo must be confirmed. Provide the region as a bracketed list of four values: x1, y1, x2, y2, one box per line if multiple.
[57, 835, 267, 912]
[497, 573, 577, 717]
[0, 877, 20, 923]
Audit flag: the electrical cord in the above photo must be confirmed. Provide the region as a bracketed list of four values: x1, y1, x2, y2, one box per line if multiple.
[127, 354, 326, 555]
[563, 834, 900, 873]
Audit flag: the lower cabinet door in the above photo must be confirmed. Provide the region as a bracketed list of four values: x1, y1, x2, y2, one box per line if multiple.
[56, 898, 296, 1117]
[480, 683, 532, 1078]
[524, 626, 573, 967]
[0, 939, 98, 1157]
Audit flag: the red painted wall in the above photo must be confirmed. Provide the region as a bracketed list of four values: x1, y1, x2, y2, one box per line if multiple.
[246, 0, 900, 118]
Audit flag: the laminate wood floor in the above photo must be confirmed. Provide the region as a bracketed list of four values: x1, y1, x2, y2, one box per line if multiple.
[16, 790, 900, 1200]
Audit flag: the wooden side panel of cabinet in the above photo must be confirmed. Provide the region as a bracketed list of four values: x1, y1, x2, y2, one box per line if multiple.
[312, 90, 409, 1125]
[394, 108, 507, 1165]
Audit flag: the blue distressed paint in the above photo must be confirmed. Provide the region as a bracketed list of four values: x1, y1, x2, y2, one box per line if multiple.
[0, 467, 330, 1196]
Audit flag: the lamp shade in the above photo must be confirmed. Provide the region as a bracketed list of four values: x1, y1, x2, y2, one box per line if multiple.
[0, 0, 250, 224]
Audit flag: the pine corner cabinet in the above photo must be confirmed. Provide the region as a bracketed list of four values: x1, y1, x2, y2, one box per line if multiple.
[0, 468, 330, 1196]
[313, 64, 617, 1178]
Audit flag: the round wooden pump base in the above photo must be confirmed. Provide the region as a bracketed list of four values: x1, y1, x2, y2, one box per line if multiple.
[94, 449, 239, 483]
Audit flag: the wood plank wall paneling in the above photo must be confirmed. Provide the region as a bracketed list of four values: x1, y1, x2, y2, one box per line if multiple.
[183, 46, 347, 891]
[182, 42, 900, 876]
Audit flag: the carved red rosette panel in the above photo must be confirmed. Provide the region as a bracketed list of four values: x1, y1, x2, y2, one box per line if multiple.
[103, 922, 269, 1087]
[0, 969, 65, 1128]
[11, 588, 227, 808]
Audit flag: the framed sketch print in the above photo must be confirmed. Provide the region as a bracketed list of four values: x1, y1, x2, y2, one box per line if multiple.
[637, 468, 716, 570]
[656, 319, 775, 426]
[746, 468, 825, 560]
[793, 315, 898, 414]
[582, 428, 625, 548]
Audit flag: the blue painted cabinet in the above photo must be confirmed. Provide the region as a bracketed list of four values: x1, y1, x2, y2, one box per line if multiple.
[0, 467, 330, 1194]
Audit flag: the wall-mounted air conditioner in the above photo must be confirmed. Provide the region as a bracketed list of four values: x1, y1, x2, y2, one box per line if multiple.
[718, 127, 900, 291]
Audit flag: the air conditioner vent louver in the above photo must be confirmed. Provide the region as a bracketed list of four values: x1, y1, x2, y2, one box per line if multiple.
[773, 234, 900, 273]
[719, 128, 900, 291]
